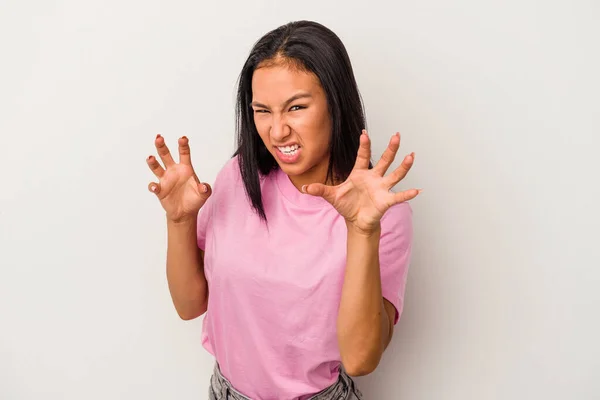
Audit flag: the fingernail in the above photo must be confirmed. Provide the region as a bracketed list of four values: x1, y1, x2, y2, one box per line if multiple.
[147, 155, 153, 160]
[301, 185, 307, 193]
[156, 134, 161, 138]
[150, 185, 156, 192]
[201, 184, 208, 193]
[417, 189, 423, 194]
[182, 136, 188, 140]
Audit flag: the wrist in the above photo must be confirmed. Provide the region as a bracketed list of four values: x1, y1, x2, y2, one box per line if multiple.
[166, 214, 197, 226]
[345, 220, 381, 238]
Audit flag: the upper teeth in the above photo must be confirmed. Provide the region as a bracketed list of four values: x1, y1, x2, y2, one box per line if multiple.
[278, 145, 299, 153]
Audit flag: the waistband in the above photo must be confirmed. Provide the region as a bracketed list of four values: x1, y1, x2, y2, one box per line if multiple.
[208, 363, 363, 400]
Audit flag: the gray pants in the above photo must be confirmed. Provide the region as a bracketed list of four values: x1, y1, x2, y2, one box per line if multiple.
[208, 363, 364, 400]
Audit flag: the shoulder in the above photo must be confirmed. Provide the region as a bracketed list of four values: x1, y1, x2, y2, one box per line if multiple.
[199, 156, 243, 215]
[380, 201, 413, 251]
[214, 155, 242, 186]
[381, 201, 413, 224]
[197, 157, 242, 245]
[209, 155, 244, 198]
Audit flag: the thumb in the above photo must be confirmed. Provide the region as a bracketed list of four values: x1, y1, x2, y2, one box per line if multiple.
[199, 182, 212, 200]
[302, 183, 335, 203]
[148, 181, 161, 195]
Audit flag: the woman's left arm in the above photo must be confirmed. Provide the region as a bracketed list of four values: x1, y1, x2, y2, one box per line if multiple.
[303, 130, 420, 377]
[337, 221, 395, 377]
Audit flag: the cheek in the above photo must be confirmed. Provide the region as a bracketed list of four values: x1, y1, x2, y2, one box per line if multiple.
[295, 111, 330, 143]
[307, 111, 331, 147]
[254, 117, 271, 144]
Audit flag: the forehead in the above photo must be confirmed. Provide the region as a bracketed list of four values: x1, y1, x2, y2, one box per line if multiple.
[251, 64, 322, 99]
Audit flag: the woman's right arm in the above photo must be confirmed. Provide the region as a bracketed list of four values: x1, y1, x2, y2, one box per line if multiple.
[146, 134, 213, 321]
[166, 217, 208, 320]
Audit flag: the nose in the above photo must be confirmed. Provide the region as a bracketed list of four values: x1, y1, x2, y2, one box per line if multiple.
[270, 114, 291, 143]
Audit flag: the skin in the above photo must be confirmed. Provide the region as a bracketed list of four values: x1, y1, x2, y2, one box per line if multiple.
[305, 131, 420, 375]
[147, 61, 421, 376]
[147, 136, 212, 320]
[251, 62, 333, 189]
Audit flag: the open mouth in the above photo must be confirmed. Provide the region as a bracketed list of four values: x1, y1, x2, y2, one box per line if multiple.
[277, 144, 300, 156]
[275, 144, 302, 163]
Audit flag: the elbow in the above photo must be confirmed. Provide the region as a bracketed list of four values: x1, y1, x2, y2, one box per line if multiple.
[341, 352, 382, 377]
[178, 310, 201, 321]
[175, 301, 207, 321]
[343, 360, 378, 377]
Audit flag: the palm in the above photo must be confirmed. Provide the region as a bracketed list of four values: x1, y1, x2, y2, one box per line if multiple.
[305, 131, 420, 234]
[156, 164, 205, 219]
[328, 169, 396, 230]
[146, 135, 211, 223]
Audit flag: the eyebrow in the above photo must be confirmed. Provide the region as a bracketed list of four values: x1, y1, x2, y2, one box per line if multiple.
[250, 92, 313, 109]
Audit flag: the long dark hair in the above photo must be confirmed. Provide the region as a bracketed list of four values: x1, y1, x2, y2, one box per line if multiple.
[233, 20, 367, 221]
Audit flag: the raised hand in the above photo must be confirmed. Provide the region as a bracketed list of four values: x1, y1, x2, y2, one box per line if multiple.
[146, 134, 211, 223]
[303, 130, 421, 235]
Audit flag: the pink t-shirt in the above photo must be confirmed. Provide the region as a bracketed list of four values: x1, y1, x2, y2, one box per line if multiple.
[197, 156, 413, 400]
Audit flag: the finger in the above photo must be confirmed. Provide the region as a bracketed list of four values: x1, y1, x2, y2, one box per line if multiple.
[390, 188, 422, 204]
[148, 181, 161, 195]
[155, 134, 176, 167]
[146, 155, 165, 178]
[384, 152, 415, 188]
[199, 182, 212, 200]
[302, 183, 336, 204]
[353, 130, 371, 170]
[178, 136, 192, 165]
[374, 133, 400, 176]
[177, 136, 203, 184]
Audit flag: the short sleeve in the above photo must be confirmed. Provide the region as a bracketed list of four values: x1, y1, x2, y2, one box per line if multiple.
[196, 156, 240, 250]
[379, 201, 414, 324]
[196, 194, 214, 251]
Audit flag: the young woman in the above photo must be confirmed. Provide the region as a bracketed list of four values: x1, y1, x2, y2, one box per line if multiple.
[146, 20, 420, 400]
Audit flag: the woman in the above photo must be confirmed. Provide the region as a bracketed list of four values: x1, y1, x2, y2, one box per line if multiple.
[146, 20, 420, 400]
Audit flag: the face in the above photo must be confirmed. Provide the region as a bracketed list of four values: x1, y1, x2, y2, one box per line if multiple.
[251, 63, 332, 188]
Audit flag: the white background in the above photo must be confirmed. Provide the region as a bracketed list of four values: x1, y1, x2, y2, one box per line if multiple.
[1, 1, 599, 399]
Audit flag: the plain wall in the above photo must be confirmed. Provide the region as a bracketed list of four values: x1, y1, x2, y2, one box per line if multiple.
[1, 0, 598, 399]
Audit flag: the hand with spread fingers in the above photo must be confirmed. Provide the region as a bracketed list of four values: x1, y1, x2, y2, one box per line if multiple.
[303, 130, 421, 235]
[146, 134, 212, 223]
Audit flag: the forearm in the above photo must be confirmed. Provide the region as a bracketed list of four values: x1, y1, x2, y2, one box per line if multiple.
[337, 222, 390, 376]
[166, 217, 208, 320]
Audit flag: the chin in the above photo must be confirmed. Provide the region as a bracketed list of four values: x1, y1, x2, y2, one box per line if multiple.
[276, 161, 308, 177]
